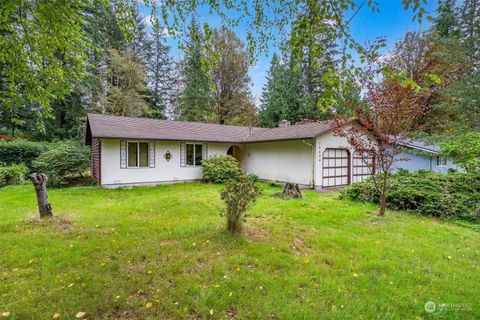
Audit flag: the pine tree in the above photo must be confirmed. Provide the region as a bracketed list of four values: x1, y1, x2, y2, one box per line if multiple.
[290, 1, 340, 120]
[146, 24, 177, 119]
[458, 0, 480, 66]
[259, 53, 304, 127]
[435, 0, 459, 38]
[127, 8, 152, 66]
[177, 19, 214, 122]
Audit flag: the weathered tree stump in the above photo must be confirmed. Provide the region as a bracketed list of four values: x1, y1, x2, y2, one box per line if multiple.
[275, 183, 303, 199]
[30, 173, 53, 218]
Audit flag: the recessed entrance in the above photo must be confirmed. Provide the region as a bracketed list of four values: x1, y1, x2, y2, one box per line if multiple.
[227, 145, 243, 162]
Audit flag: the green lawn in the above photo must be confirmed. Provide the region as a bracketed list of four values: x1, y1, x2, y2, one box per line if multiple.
[0, 183, 479, 319]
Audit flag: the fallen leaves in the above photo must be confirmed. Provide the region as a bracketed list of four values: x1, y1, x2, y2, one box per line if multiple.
[145, 302, 152, 309]
[75, 311, 86, 318]
[1, 312, 10, 318]
[52, 313, 60, 319]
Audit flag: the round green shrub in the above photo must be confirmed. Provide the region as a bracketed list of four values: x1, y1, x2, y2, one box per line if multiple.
[202, 154, 241, 183]
[0, 140, 49, 170]
[0, 163, 28, 187]
[32, 140, 90, 187]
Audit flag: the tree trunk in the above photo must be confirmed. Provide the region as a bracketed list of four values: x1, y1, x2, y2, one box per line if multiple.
[226, 214, 243, 234]
[379, 194, 386, 216]
[30, 173, 53, 218]
[276, 183, 303, 199]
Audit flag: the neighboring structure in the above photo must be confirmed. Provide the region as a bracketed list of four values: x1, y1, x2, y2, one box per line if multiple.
[85, 114, 457, 188]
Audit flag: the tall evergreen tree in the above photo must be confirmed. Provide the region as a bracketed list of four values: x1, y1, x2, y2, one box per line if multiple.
[127, 8, 152, 66]
[435, 0, 459, 38]
[146, 24, 177, 119]
[177, 19, 213, 122]
[297, 3, 339, 120]
[259, 53, 305, 127]
[459, 0, 480, 67]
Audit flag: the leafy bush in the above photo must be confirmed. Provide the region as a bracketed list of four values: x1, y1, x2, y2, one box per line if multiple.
[202, 154, 241, 183]
[343, 170, 480, 223]
[0, 140, 49, 170]
[0, 163, 29, 187]
[441, 132, 480, 172]
[32, 140, 90, 187]
[220, 174, 260, 234]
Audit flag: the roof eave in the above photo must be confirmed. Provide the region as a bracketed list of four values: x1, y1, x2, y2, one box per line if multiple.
[400, 143, 439, 154]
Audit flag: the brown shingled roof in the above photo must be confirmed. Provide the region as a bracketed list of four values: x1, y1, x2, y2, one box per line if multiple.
[86, 113, 332, 145]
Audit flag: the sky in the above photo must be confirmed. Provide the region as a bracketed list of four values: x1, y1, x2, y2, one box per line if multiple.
[140, 0, 438, 105]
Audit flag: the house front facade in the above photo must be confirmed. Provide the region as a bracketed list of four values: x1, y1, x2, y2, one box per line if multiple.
[86, 114, 457, 189]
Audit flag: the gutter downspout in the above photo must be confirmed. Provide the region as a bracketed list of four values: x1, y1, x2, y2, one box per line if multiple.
[303, 139, 315, 189]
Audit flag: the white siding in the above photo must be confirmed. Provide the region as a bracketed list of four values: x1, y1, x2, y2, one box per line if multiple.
[99, 134, 459, 189]
[101, 139, 230, 187]
[241, 140, 314, 186]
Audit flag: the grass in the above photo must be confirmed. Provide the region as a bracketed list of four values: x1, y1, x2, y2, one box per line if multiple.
[0, 182, 479, 319]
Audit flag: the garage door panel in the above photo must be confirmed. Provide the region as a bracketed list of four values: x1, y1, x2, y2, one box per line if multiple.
[352, 150, 375, 183]
[322, 148, 351, 188]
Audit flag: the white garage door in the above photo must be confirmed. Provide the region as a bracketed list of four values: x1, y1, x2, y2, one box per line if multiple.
[352, 151, 375, 183]
[322, 149, 350, 188]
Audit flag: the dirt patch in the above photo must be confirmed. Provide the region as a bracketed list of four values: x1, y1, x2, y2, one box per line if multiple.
[20, 216, 73, 231]
[246, 226, 270, 242]
[291, 237, 312, 256]
[226, 308, 237, 320]
[367, 215, 386, 225]
[103, 306, 142, 320]
[159, 239, 179, 246]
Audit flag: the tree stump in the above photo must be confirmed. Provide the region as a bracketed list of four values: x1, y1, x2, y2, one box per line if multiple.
[30, 173, 53, 218]
[275, 183, 303, 199]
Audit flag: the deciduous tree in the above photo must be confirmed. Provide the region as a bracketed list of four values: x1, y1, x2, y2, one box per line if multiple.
[333, 58, 446, 216]
[208, 28, 258, 126]
[102, 49, 150, 117]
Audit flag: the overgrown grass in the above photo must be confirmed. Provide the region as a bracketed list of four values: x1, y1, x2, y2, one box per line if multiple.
[0, 183, 479, 319]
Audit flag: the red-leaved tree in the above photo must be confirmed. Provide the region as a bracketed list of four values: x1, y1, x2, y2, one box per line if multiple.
[332, 58, 447, 216]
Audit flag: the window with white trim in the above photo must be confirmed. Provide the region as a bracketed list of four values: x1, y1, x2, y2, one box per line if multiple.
[437, 156, 447, 166]
[186, 143, 203, 166]
[127, 142, 149, 167]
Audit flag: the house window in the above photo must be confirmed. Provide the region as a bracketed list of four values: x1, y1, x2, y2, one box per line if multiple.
[186, 143, 203, 166]
[437, 156, 447, 166]
[127, 142, 149, 168]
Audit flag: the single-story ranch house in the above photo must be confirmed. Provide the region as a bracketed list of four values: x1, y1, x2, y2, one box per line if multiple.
[85, 113, 457, 188]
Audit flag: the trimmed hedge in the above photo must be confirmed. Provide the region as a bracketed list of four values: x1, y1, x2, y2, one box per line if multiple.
[0, 140, 49, 170]
[202, 154, 241, 183]
[342, 170, 480, 223]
